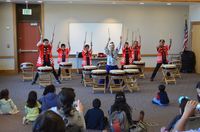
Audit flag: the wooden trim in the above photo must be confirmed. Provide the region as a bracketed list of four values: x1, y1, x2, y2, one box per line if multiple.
[13, 3, 18, 74]
[0, 56, 14, 59]
[0, 70, 16, 75]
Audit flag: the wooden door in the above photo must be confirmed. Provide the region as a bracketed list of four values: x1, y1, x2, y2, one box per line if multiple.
[17, 22, 40, 71]
[192, 23, 200, 73]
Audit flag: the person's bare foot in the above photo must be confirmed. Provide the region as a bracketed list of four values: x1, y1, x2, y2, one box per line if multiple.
[139, 110, 144, 121]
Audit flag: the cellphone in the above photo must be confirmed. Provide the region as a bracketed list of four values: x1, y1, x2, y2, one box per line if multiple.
[196, 104, 200, 111]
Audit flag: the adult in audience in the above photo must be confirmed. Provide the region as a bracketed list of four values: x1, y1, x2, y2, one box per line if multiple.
[50, 87, 85, 131]
[173, 100, 199, 132]
[33, 110, 66, 132]
[38, 85, 58, 112]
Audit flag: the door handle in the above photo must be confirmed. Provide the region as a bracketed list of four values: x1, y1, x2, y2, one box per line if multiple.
[18, 49, 38, 53]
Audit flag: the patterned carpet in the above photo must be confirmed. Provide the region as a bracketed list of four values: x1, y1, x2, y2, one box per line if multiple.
[0, 72, 199, 132]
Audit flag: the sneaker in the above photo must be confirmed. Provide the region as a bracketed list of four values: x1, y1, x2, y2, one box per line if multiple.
[31, 81, 36, 85]
[150, 78, 154, 81]
[22, 117, 26, 125]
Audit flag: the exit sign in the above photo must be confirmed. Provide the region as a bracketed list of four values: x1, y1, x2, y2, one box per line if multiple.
[22, 9, 32, 15]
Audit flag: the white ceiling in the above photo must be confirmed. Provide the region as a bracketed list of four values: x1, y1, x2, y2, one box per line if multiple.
[0, 0, 199, 6]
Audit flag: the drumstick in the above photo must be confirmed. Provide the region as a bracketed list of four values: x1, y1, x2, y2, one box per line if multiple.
[126, 29, 129, 42]
[108, 28, 110, 39]
[84, 31, 87, 44]
[91, 32, 93, 43]
[132, 31, 134, 44]
[38, 25, 42, 36]
[51, 24, 56, 43]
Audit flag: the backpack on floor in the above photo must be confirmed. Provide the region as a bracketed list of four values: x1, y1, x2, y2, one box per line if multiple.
[109, 111, 127, 132]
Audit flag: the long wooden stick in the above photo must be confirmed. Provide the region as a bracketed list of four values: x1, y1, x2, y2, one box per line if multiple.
[108, 28, 110, 38]
[132, 31, 134, 43]
[38, 25, 42, 36]
[91, 32, 93, 42]
[84, 31, 87, 43]
[51, 25, 56, 43]
[126, 29, 129, 42]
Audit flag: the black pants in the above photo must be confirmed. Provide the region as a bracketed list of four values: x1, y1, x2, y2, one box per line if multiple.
[58, 67, 69, 77]
[151, 61, 167, 79]
[33, 67, 59, 82]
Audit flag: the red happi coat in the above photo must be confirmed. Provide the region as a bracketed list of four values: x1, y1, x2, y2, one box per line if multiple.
[131, 45, 141, 61]
[36, 44, 54, 67]
[57, 48, 70, 64]
[82, 49, 92, 67]
[157, 45, 170, 63]
[121, 47, 133, 65]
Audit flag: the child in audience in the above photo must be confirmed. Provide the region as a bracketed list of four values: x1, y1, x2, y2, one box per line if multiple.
[23, 91, 41, 124]
[0, 89, 19, 114]
[33, 110, 66, 132]
[85, 98, 106, 130]
[39, 85, 58, 112]
[196, 81, 200, 102]
[152, 84, 169, 106]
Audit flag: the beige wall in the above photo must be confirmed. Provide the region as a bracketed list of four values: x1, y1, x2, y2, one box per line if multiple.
[0, 3, 15, 70]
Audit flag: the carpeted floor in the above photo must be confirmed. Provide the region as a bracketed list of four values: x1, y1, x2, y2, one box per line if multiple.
[0, 72, 199, 132]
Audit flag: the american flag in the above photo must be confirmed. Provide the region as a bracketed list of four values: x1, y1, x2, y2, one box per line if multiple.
[183, 19, 188, 51]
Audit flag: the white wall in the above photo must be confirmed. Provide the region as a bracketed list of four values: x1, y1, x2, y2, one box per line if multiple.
[0, 3, 15, 70]
[44, 4, 188, 67]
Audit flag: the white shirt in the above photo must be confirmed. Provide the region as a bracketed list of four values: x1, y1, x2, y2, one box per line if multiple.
[105, 43, 121, 66]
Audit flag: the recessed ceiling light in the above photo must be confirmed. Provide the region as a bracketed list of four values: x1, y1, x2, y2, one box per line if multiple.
[37, 0, 43, 3]
[25, 0, 28, 3]
[139, 2, 144, 5]
[69, 1, 72, 3]
[167, 3, 172, 5]
[6, 0, 11, 2]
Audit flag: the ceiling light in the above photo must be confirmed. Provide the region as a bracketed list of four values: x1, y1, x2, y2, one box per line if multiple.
[37, 0, 43, 3]
[167, 3, 172, 5]
[6, 0, 11, 2]
[112, 1, 116, 4]
[139, 2, 144, 5]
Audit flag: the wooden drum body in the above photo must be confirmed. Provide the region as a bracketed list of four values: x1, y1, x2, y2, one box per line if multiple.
[109, 70, 125, 93]
[133, 61, 145, 78]
[37, 66, 53, 87]
[59, 62, 72, 81]
[82, 66, 97, 87]
[20, 62, 34, 81]
[124, 69, 140, 92]
[162, 64, 176, 84]
[91, 70, 107, 93]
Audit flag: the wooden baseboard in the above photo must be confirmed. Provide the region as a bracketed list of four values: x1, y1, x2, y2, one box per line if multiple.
[0, 70, 17, 75]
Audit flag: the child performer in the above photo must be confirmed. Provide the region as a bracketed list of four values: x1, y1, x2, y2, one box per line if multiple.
[32, 35, 61, 85]
[57, 41, 71, 76]
[82, 41, 92, 67]
[131, 35, 142, 62]
[121, 42, 132, 68]
[150, 39, 172, 81]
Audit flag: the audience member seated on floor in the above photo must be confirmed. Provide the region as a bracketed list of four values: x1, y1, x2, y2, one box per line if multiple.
[161, 96, 190, 132]
[33, 110, 66, 132]
[172, 100, 200, 132]
[196, 81, 200, 103]
[85, 98, 107, 130]
[109, 91, 145, 132]
[38, 85, 58, 112]
[50, 87, 86, 131]
[23, 91, 41, 125]
[152, 84, 169, 106]
[0, 89, 19, 114]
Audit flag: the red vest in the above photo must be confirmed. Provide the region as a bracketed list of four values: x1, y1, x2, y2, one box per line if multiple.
[36, 44, 54, 67]
[57, 48, 70, 64]
[131, 45, 141, 61]
[157, 45, 170, 63]
[82, 49, 92, 67]
[121, 47, 133, 65]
